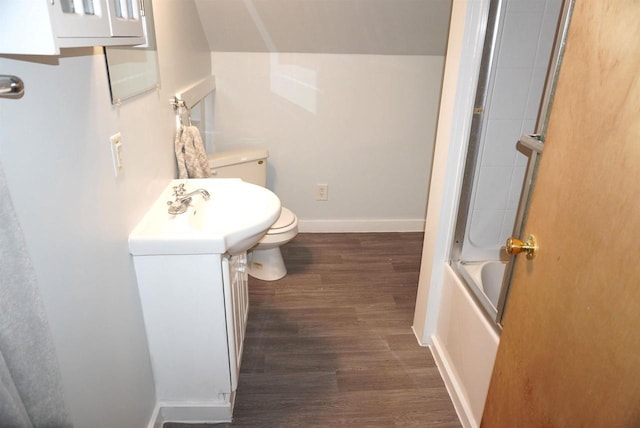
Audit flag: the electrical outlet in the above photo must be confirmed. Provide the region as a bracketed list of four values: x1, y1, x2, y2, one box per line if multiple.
[316, 184, 329, 201]
[110, 133, 123, 177]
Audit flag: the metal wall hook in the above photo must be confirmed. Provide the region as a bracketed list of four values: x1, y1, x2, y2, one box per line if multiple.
[170, 96, 192, 127]
[0, 75, 24, 98]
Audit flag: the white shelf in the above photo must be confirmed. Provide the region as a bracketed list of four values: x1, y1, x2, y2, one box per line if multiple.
[176, 75, 216, 108]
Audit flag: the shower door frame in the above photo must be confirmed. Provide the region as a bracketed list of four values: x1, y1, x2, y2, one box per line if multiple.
[450, 0, 574, 328]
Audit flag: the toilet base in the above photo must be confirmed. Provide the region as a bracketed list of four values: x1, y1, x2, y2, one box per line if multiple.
[248, 247, 287, 281]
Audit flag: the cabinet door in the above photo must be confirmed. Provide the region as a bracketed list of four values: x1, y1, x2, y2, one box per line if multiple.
[222, 254, 250, 392]
[52, 0, 112, 38]
[52, 0, 143, 39]
[106, 0, 144, 37]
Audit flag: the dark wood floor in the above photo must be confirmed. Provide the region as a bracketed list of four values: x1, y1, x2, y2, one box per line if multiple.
[166, 233, 460, 427]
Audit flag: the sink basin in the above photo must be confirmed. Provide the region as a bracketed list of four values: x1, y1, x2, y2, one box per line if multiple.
[129, 178, 281, 255]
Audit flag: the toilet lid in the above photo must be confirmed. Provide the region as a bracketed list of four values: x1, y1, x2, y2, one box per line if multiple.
[270, 207, 296, 230]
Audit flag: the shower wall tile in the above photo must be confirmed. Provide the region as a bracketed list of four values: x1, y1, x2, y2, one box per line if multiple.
[475, 166, 512, 212]
[489, 66, 533, 119]
[521, 119, 537, 136]
[469, 209, 504, 248]
[536, 0, 564, 69]
[515, 148, 529, 166]
[497, 11, 544, 69]
[500, 209, 518, 242]
[507, 166, 527, 210]
[482, 119, 523, 166]
[525, 66, 549, 120]
[507, 0, 547, 13]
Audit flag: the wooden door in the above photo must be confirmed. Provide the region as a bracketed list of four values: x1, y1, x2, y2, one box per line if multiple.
[482, 2, 640, 426]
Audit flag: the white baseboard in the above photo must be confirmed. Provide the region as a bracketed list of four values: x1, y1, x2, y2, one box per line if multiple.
[430, 335, 475, 428]
[298, 219, 425, 233]
[409, 329, 470, 428]
[148, 404, 162, 428]
[147, 399, 235, 428]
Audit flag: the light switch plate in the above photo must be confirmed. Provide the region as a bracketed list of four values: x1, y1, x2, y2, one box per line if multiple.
[110, 133, 123, 177]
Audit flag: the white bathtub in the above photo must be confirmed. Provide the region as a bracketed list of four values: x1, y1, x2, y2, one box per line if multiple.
[431, 264, 501, 427]
[457, 260, 507, 310]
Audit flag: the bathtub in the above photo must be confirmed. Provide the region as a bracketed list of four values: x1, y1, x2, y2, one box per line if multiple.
[456, 260, 507, 311]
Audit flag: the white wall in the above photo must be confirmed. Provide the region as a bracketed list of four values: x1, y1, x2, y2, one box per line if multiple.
[210, 52, 444, 232]
[413, 0, 487, 342]
[195, 0, 451, 55]
[0, 1, 211, 426]
[412, 0, 499, 426]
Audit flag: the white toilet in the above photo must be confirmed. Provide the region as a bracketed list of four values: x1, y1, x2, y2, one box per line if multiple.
[208, 148, 298, 281]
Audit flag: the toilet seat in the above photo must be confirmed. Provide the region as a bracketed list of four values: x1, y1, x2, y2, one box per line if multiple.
[267, 207, 297, 235]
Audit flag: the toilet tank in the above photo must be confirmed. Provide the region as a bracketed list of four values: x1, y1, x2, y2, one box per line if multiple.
[208, 148, 268, 187]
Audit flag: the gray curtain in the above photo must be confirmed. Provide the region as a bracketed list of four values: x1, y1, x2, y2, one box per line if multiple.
[0, 163, 72, 427]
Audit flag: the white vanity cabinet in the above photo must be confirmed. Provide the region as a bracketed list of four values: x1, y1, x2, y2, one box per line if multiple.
[0, 0, 144, 55]
[128, 177, 280, 424]
[132, 252, 249, 423]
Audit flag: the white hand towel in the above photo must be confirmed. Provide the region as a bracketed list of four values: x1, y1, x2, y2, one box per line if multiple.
[174, 125, 211, 179]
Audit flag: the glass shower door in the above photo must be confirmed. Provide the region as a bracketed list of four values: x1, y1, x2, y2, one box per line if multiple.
[495, 1, 574, 324]
[451, 0, 571, 327]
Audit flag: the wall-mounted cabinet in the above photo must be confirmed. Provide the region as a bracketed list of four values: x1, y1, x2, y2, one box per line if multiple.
[0, 0, 144, 55]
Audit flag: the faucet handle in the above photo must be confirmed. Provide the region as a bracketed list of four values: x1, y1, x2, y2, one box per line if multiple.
[172, 183, 186, 197]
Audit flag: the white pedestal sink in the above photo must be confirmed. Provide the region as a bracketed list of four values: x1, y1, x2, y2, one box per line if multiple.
[129, 178, 281, 256]
[128, 178, 280, 425]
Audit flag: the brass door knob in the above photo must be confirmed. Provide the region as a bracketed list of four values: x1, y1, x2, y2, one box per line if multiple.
[506, 234, 538, 259]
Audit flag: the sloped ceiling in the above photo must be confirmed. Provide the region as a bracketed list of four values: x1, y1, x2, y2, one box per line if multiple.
[194, 0, 452, 55]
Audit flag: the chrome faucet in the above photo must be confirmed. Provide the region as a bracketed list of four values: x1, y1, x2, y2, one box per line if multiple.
[176, 188, 211, 202]
[167, 184, 211, 215]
